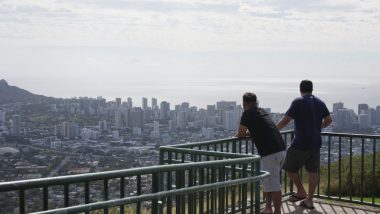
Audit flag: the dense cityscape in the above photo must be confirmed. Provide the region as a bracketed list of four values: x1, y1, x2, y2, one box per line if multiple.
[0, 93, 379, 212]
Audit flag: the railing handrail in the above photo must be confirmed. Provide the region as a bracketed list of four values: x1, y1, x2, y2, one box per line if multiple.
[0, 152, 260, 192]
[33, 172, 270, 214]
[321, 131, 380, 139]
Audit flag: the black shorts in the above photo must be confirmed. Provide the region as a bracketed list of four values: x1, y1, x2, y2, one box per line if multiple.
[282, 147, 320, 173]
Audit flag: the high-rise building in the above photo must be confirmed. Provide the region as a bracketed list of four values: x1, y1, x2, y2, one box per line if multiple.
[142, 97, 148, 110]
[369, 108, 376, 126]
[217, 101, 236, 126]
[0, 110, 6, 122]
[358, 104, 369, 115]
[151, 121, 160, 139]
[160, 101, 170, 120]
[168, 120, 175, 132]
[130, 107, 144, 128]
[217, 101, 236, 111]
[376, 106, 380, 125]
[337, 109, 356, 129]
[99, 120, 107, 132]
[333, 102, 344, 121]
[115, 110, 122, 129]
[206, 105, 216, 116]
[225, 110, 237, 131]
[202, 128, 215, 139]
[177, 111, 187, 129]
[152, 98, 158, 108]
[181, 102, 190, 110]
[112, 131, 119, 140]
[10, 115, 21, 136]
[81, 128, 100, 140]
[68, 124, 79, 138]
[358, 113, 371, 129]
[115, 98, 121, 107]
[127, 97, 133, 109]
[57, 121, 79, 138]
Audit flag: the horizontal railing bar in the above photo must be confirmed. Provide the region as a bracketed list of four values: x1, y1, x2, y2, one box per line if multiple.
[169, 137, 249, 148]
[321, 132, 380, 139]
[0, 156, 260, 192]
[165, 159, 254, 173]
[160, 146, 256, 158]
[32, 172, 270, 214]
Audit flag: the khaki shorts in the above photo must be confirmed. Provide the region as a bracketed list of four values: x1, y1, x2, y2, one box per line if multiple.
[261, 151, 286, 192]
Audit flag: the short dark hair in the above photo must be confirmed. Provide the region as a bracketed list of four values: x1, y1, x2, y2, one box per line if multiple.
[300, 80, 313, 93]
[243, 92, 257, 104]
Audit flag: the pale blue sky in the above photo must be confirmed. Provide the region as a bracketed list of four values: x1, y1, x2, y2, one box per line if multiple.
[1, 0, 380, 112]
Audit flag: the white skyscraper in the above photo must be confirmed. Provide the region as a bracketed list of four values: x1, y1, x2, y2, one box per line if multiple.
[337, 109, 356, 129]
[115, 110, 122, 129]
[151, 121, 160, 139]
[358, 113, 371, 129]
[177, 111, 187, 129]
[112, 131, 119, 140]
[0, 110, 6, 122]
[10, 115, 21, 136]
[225, 110, 237, 131]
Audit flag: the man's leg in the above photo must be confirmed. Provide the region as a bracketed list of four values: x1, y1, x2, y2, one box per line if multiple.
[303, 149, 320, 207]
[271, 191, 282, 214]
[262, 192, 272, 213]
[302, 172, 318, 207]
[287, 171, 307, 198]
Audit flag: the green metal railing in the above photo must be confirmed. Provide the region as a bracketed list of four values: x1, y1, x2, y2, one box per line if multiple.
[315, 132, 380, 208]
[0, 138, 269, 214]
[0, 131, 378, 214]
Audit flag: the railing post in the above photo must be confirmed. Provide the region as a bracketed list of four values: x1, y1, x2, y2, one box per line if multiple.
[120, 177, 125, 214]
[349, 137, 353, 201]
[64, 184, 69, 207]
[137, 175, 142, 214]
[327, 135, 331, 197]
[254, 161, 261, 214]
[152, 172, 159, 214]
[85, 181, 90, 214]
[218, 158, 225, 214]
[43, 186, 48, 211]
[338, 136, 342, 199]
[360, 138, 365, 203]
[231, 164, 236, 214]
[19, 189, 25, 214]
[372, 139, 376, 205]
[103, 179, 109, 214]
[241, 164, 248, 214]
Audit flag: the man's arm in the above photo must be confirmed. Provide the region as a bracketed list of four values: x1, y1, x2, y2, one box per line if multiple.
[321, 115, 332, 128]
[234, 124, 249, 138]
[277, 116, 292, 130]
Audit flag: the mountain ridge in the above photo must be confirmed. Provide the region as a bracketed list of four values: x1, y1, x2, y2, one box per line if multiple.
[0, 79, 54, 104]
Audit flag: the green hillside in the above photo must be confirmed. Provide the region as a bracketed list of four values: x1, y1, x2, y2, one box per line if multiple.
[319, 152, 380, 197]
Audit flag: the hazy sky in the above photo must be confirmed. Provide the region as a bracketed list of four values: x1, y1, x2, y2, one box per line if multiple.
[1, 0, 380, 112]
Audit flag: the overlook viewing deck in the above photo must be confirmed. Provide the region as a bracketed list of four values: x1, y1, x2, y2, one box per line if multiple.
[0, 131, 379, 214]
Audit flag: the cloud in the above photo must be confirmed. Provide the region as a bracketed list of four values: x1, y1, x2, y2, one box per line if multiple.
[0, 0, 379, 52]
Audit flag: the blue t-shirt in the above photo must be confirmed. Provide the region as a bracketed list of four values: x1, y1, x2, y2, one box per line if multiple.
[286, 95, 330, 150]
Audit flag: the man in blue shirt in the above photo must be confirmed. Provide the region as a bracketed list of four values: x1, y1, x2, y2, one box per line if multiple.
[277, 80, 332, 210]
